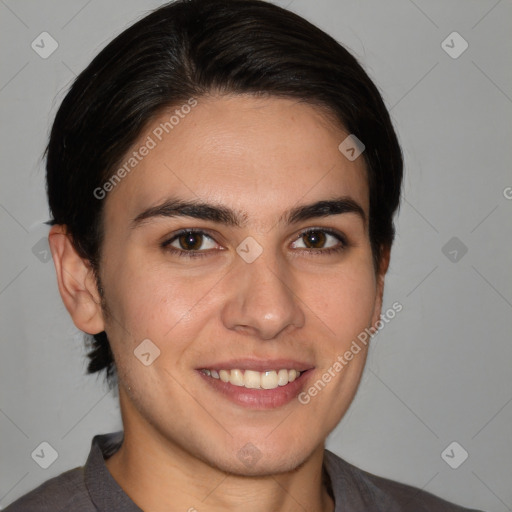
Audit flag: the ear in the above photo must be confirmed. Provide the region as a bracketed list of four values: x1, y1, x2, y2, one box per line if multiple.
[48, 225, 105, 335]
[370, 245, 391, 328]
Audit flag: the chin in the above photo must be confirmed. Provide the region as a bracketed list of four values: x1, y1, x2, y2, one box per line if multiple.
[196, 438, 318, 477]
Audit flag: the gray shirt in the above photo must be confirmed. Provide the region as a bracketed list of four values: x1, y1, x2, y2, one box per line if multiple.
[5, 432, 483, 511]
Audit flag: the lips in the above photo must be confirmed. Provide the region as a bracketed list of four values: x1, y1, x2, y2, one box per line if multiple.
[196, 359, 314, 409]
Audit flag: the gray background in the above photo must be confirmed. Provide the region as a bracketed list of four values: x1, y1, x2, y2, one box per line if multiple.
[1, 0, 511, 510]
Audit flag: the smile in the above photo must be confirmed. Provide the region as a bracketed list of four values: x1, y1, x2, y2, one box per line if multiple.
[200, 368, 303, 390]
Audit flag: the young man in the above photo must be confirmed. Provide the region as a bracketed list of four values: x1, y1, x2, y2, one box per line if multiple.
[6, 1, 483, 510]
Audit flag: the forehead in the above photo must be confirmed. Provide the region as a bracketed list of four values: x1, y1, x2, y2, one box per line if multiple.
[103, 95, 369, 228]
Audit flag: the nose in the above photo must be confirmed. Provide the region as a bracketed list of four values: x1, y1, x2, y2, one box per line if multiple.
[220, 249, 305, 340]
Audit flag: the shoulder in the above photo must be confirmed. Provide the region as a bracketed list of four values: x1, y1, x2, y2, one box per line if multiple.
[3, 467, 94, 512]
[323, 449, 485, 512]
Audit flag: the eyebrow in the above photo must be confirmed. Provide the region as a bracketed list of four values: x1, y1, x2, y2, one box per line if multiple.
[130, 195, 366, 229]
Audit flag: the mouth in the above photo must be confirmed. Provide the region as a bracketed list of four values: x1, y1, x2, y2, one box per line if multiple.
[196, 360, 314, 409]
[199, 368, 304, 390]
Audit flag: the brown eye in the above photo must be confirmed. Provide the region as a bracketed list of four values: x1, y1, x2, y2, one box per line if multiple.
[291, 228, 346, 254]
[164, 230, 218, 255]
[302, 230, 326, 249]
[177, 232, 204, 250]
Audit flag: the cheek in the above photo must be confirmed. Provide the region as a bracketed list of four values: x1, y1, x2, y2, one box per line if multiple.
[291, 263, 377, 440]
[300, 262, 377, 349]
[101, 256, 223, 353]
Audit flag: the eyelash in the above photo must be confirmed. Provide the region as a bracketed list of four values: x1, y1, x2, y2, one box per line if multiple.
[161, 228, 348, 259]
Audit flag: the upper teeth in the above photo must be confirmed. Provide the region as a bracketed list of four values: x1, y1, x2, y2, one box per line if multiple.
[201, 368, 301, 389]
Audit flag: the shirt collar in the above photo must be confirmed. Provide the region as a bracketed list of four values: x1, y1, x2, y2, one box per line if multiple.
[84, 431, 142, 512]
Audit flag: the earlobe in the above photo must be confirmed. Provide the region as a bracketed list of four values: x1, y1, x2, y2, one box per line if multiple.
[48, 225, 105, 335]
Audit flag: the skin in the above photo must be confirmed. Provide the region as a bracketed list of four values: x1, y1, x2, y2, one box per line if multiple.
[49, 94, 390, 512]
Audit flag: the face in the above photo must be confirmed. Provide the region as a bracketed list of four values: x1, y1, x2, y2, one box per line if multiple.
[96, 94, 385, 475]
